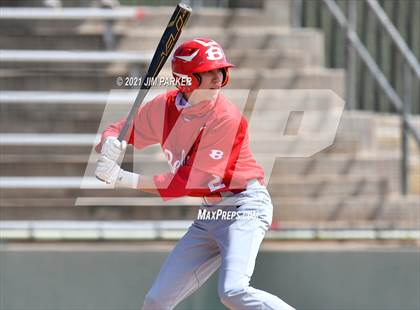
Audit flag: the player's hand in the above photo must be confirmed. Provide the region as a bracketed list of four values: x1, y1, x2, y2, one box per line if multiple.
[101, 137, 127, 161]
[95, 155, 121, 185]
[95, 155, 140, 188]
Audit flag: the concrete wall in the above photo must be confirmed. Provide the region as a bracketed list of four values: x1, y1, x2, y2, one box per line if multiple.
[0, 247, 419, 310]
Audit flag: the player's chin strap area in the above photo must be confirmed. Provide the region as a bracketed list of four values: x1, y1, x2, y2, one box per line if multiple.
[202, 178, 262, 206]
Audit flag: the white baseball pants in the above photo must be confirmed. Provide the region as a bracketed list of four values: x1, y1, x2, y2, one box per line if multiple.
[142, 181, 295, 310]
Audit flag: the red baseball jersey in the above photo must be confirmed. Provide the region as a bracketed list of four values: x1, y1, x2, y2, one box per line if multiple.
[98, 90, 264, 200]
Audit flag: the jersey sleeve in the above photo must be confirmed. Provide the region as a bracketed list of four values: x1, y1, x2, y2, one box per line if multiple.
[96, 93, 166, 152]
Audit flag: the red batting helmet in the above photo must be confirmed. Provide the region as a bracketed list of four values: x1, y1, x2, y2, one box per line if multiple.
[171, 38, 234, 92]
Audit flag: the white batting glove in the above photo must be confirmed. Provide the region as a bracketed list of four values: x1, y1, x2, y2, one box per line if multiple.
[95, 155, 120, 185]
[95, 155, 140, 189]
[116, 169, 140, 189]
[101, 137, 127, 161]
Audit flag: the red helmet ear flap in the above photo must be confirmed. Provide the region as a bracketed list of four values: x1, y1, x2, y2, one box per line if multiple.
[172, 71, 201, 93]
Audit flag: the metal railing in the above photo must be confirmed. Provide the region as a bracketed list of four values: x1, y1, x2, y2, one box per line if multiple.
[299, 0, 420, 115]
[298, 0, 420, 195]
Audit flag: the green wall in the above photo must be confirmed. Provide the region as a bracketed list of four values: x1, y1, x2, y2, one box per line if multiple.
[1, 248, 419, 310]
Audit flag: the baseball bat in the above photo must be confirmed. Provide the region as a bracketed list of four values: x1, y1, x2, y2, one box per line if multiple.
[118, 2, 192, 142]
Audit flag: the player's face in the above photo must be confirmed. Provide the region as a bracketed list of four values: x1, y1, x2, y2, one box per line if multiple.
[198, 68, 223, 89]
[185, 69, 223, 105]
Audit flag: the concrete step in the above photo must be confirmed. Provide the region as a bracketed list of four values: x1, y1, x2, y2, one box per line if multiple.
[1, 49, 313, 71]
[267, 176, 398, 198]
[0, 199, 199, 221]
[227, 49, 313, 69]
[0, 102, 106, 133]
[0, 32, 106, 49]
[0, 0, 96, 8]
[120, 28, 323, 65]
[409, 169, 420, 195]
[1, 191, 417, 227]
[5, 148, 415, 195]
[274, 196, 419, 227]
[0, 174, 403, 200]
[0, 143, 360, 177]
[373, 113, 420, 153]
[0, 124, 414, 191]
[0, 176, 150, 199]
[258, 154, 403, 191]
[0, 6, 291, 35]
[0, 134, 359, 156]
[0, 90, 155, 133]
[1, 94, 372, 159]
[134, 5, 290, 28]
[371, 113, 420, 195]
[0, 128, 364, 176]
[0, 133, 390, 191]
[0, 153, 169, 177]
[0, 68, 344, 97]
[250, 135, 359, 155]
[0, 28, 323, 65]
[376, 133, 420, 153]
[2, 89, 347, 133]
[251, 111, 375, 153]
[335, 111, 376, 151]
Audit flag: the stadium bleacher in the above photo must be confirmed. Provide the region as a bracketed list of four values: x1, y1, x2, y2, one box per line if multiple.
[0, 0, 419, 241]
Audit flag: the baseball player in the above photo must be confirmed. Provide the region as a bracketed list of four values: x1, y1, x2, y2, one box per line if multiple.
[95, 38, 295, 310]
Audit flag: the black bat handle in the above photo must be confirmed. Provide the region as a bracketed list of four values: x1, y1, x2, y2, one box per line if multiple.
[117, 3, 192, 142]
